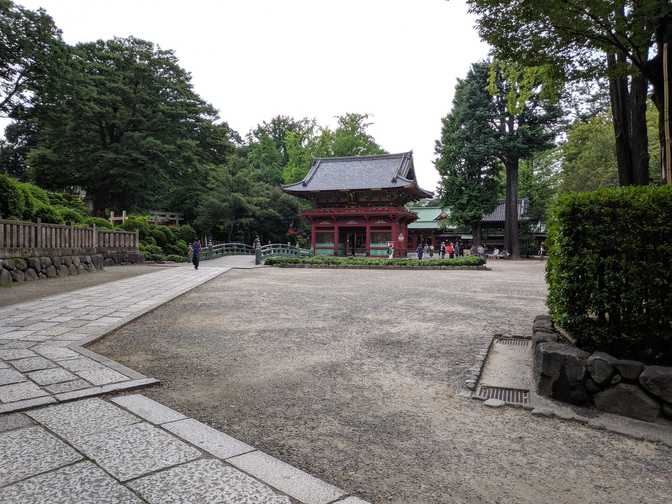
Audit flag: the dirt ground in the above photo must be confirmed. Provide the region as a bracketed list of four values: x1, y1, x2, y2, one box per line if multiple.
[0, 264, 161, 307]
[91, 261, 672, 504]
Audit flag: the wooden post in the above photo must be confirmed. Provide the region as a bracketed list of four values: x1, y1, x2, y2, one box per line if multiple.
[664, 42, 672, 184]
[135, 229, 139, 249]
[92, 223, 97, 250]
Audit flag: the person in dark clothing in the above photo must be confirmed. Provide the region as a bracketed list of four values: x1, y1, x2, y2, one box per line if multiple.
[416, 243, 424, 260]
[192, 239, 201, 270]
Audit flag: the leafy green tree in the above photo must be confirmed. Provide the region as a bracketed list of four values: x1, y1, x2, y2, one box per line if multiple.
[518, 149, 561, 221]
[466, 0, 672, 183]
[26, 37, 222, 214]
[331, 113, 385, 157]
[435, 62, 500, 249]
[0, 0, 64, 118]
[487, 60, 562, 257]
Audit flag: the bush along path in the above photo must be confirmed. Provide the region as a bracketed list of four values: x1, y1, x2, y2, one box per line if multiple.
[265, 255, 487, 269]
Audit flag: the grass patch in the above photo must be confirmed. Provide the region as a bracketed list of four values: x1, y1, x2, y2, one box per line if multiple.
[265, 255, 485, 268]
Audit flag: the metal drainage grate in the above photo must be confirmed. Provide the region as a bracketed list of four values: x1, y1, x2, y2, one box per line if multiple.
[476, 385, 530, 407]
[494, 336, 531, 351]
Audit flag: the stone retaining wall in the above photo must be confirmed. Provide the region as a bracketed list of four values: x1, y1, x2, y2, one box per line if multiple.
[532, 315, 672, 423]
[0, 251, 144, 287]
[270, 264, 488, 271]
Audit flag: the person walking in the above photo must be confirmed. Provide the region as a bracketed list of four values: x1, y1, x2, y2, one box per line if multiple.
[446, 242, 455, 259]
[416, 243, 424, 260]
[439, 241, 446, 259]
[455, 241, 462, 257]
[192, 238, 202, 270]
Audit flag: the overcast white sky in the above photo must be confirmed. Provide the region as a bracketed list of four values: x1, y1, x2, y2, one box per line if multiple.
[16, 0, 489, 191]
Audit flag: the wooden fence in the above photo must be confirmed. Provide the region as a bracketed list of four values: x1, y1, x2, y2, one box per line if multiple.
[0, 219, 139, 258]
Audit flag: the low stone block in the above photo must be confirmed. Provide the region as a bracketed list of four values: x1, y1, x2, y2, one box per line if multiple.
[593, 383, 660, 422]
[68, 264, 78, 275]
[0, 412, 34, 432]
[111, 394, 186, 424]
[76, 367, 129, 386]
[0, 268, 11, 286]
[62, 256, 73, 267]
[587, 352, 616, 385]
[228, 450, 345, 504]
[534, 342, 589, 404]
[57, 264, 69, 277]
[39, 256, 52, 269]
[639, 366, 672, 403]
[46, 265, 57, 278]
[11, 270, 25, 283]
[532, 328, 558, 345]
[533, 314, 553, 332]
[164, 418, 253, 459]
[613, 360, 644, 381]
[27, 257, 41, 271]
[27, 367, 77, 385]
[24, 268, 38, 281]
[0, 348, 37, 360]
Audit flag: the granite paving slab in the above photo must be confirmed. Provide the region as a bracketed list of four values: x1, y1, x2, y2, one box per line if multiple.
[128, 458, 291, 504]
[0, 368, 26, 386]
[26, 398, 140, 439]
[73, 422, 201, 481]
[0, 426, 82, 486]
[228, 451, 345, 504]
[0, 381, 48, 403]
[0, 267, 228, 411]
[111, 394, 186, 424]
[0, 462, 142, 504]
[44, 378, 91, 394]
[0, 412, 34, 433]
[11, 356, 57, 372]
[27, 367, 78, 386]
[31, 345, 80, 361]
[76, 367, 129, 385]
[0, 348, 37, 360]
[164, 418, 254, 459]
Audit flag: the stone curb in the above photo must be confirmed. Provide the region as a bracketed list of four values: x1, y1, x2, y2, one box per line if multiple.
[272, 264, 489, 271]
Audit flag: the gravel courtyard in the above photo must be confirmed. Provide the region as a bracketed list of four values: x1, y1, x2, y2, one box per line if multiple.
[91, 261, 672, 504]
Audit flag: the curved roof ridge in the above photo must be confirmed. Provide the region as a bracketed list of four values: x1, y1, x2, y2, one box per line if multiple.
[312, 151, 410, 162]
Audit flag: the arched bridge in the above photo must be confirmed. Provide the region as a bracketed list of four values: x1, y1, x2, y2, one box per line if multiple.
[201, 242, 312, 261]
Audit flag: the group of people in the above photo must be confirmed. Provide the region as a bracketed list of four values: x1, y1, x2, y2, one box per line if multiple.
[416, 240, 464, 260]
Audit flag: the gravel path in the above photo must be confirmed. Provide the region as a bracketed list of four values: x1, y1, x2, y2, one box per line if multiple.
[91, 261, 672, 504]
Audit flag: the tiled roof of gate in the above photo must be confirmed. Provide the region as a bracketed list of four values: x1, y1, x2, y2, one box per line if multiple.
[282, 152, 433, 198]
[481, 198, 530, 222]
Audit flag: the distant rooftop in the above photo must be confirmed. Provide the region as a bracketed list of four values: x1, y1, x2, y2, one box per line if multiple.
[282, 152, 433, 199]
[482, 199, 530, 223]
[407, 198, 530, 229]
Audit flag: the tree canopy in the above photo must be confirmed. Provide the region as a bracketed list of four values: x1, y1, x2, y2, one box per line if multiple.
[435, 62, 500, 248]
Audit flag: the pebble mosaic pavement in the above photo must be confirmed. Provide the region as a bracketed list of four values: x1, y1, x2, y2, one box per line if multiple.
[0, 263, 369, 504]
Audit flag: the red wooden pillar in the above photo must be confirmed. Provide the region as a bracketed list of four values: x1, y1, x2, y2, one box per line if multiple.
[391, 221, 399, 258]
[311, 222, 316, 255]
[365, 219, 371, 257]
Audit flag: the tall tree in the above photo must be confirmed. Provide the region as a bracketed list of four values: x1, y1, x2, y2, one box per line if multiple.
[0, 0, 64, 118]
[466, 0, 672, 183]
[435, 62, 500, 249]
[487, 61, 562, 257]
[26, 37, 223, 214]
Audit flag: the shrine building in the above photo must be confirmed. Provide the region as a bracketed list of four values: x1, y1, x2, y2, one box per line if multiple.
[282, 152, 433, 257]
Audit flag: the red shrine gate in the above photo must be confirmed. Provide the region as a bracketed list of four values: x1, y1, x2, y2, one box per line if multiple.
[303, 207, 418, 257]
[282, 152, 433, 258]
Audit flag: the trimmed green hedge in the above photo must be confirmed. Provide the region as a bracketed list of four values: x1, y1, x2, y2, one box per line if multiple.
[265, 255, 485, 267]
[547, 185, 672, 365]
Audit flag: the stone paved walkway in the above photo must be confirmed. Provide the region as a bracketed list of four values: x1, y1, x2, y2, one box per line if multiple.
[0, 263, 368, 504]
[0, 266, 227, 413]
[0, 395, 352, 503]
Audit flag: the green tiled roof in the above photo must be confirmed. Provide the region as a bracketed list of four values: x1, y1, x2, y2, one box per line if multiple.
[407, 206, 452, 229]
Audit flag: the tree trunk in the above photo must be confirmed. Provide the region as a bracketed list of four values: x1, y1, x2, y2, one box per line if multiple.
[629, 72, 650, 185]
[504, 158, 520, 259]
[607, 52, 635, 186]
[471, 220, 482, 251]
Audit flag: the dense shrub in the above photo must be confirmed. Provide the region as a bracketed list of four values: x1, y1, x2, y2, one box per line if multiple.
[175, 224, 197, 243]
[84, 216, 114, 229]
[0, 173, 25, 218]
[265, 255, 485, 267]
[547, 185, 672, 365]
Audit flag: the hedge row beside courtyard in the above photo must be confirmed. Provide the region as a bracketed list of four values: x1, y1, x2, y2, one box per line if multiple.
[546, 185, 672, 365]
[265, 255, 486, 268]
